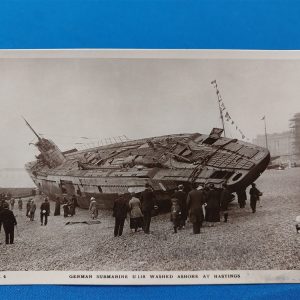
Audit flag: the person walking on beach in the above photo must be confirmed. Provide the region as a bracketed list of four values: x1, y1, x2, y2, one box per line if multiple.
[0, 202, 17, 244]
[40, 198, 50, 226]
[113, 195, 128, 237]
[140, 183, 157, 234]
[54, 197, 61, 216]
[249, 183, 262, 213]
[128, 192, 143, 232]
[26, 199, 32, 217]
[70, 195, 77, 216]
[89, 197, 98, 219]
[187, 184, 206, 234]
[18, 198, 23, 211]
[237, 189, 247, 208]
[171, 184, 187, 229]
[29, 200, 37, 221]
[10, 198, 15, 210]
[0, 200, 4, 233]
[220, 183, 231, 223]
[205, 184, 221, 226]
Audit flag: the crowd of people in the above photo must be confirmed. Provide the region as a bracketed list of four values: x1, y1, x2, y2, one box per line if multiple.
[110, 182, 263, 237]
[0, 182, 263, 244]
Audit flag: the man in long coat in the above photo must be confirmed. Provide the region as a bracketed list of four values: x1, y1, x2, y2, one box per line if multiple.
[40, 198, 50, 226]
[171, 184, 187, 229]
[113, 195, 128, 237]
[205, 184, 221, 225]
[249, 183, 262, 213]
[140, 183, 157, 234]
[29, 200, 37, 221]
[237, 189, 247, 208]
[26, 199, 32, 217]
[187, 184, 206, 234]
[220, 183, 232, 222]
[0, 202, 17, 244]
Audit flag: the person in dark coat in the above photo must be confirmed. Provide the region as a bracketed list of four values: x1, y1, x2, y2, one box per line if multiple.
[0, 200, 5, 233]
[113, 195, 128, 237]
[54, 197, 61, 216]
[249, 183, 262, 213]
[0, 202, 17, 244]
[26, 199, 32, 217]
[205, 184, 221, 225]
[70, 195, 77, 216]
[40, 198, 50, 226]
[18, 198, 23, 211]
[186, 184, 206, 234]
[29, 200, 36, 221]
[220, 183, 232, 222]
[171, 184, 187, 229]
[237, 189, 247, 208]
[140, 183, 157, 234]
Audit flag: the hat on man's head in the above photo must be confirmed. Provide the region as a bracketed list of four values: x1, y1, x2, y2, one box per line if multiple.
[178, 184, 184, 190]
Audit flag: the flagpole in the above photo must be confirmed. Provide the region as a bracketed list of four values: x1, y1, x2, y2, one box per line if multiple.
[211, 80, 226, 137]
[218, 98, 226, 138]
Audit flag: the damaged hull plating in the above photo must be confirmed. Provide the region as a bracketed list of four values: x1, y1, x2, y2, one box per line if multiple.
[25, 127, 270, 210]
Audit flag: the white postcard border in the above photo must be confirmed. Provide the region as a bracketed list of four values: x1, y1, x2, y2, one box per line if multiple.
[0, 270, 299, 285]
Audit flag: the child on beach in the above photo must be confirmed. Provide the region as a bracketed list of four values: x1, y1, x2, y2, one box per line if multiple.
[170, 198, 182, 233]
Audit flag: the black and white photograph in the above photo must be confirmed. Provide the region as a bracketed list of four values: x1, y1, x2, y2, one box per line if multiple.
[0, 50, 299, 284]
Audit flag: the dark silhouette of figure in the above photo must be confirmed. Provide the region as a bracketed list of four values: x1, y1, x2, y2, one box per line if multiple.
[249, 183, 262, 213]
[54, 197, 61, 216]
[40, 198, 50, 225]
[171, 184, 187, 229]
[113, 195, 128, 237]
[187, 184, 206, 234]
[237, 189, 247, 208]
[220, 183, 232, 222]
[140, 183, 157, 234]
[0, 202, 17, 244]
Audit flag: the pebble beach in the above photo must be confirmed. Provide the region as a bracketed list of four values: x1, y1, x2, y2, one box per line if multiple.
[0, 168, 299, 271]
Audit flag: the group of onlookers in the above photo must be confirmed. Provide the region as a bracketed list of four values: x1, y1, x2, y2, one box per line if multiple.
[110, 182, 263, 236]
[0, 182, 263, 244]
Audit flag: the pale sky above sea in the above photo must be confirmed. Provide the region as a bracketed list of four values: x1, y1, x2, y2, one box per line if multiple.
[0, 51, 299, 169]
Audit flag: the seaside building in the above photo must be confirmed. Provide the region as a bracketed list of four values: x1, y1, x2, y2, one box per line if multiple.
[253, 131, 294, 163]
[253, 112, 300, 164]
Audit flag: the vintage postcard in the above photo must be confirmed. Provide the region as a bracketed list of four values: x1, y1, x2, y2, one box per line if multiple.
[0, 50, 299, 285]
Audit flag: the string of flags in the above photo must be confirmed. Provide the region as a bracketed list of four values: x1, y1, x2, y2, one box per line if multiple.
[211, 80, 250, 142]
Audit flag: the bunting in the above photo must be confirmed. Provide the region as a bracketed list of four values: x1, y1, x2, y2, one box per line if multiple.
[211, 80, 249, 141]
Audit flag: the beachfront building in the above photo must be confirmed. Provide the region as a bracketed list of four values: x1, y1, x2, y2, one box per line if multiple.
[253, 131, 294, 164]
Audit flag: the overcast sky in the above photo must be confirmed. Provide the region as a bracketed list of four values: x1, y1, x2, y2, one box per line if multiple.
[0, 54, 299, 168]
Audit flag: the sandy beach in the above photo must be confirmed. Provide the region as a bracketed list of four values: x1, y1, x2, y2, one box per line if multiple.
[0, 168, 299, 271]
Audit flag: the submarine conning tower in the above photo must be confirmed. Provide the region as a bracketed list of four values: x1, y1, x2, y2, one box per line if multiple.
[23, 117, 66, 168]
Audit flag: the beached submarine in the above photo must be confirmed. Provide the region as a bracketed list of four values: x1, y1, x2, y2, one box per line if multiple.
[24, 119, 270, 210]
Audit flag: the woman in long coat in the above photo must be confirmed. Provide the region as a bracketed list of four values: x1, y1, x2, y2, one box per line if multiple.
[54, 197, 61, 216]
[205, 184, 221, 225]
[89, 197, 98, 219]
[128, 193, 143, 232]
